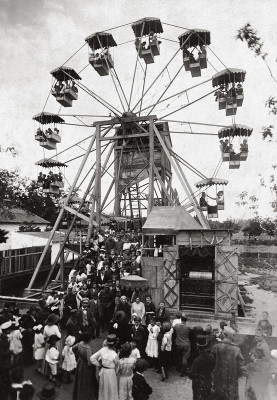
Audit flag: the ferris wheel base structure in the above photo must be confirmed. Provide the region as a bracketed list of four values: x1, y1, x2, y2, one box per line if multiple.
[27, 113, 210, 291]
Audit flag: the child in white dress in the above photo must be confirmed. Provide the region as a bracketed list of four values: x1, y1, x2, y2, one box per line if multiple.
[62, 335, 77, 383]
[145, 317, 160, 370]
[33, 325, 45, 373]
[130, 340, 141, 361]
[9, 324, 23, 367]
[45, 335, 60, 384]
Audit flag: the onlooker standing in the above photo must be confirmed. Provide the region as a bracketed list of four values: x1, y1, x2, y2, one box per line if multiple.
[212, 331, 244, 400]
[160, 322, 173, 381]
[61, 335, 77, 383]
[144, 295, 156, 326]
[188, 335, 215, 400]
[156, 302, 170, 325]
[89, 293, 102, 338]
[33, 325, 45, 374]
[145, 317, 160, 370]
[130, 317, 146, 357]
[174, 315, 191, 376]
[118, 343, 136, 400]
[257, 311, 273, 337]
[132, 359, 152, 400]
[45, 335, 60, 384]
[131, 297, 145, 325]
[77, 298, 96, 337]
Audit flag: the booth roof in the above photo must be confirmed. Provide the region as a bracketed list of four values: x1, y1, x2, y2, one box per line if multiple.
[142, 206, 202, 234]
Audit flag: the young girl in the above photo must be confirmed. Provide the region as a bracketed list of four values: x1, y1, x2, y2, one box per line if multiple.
[145, 317, 160, 370]
[33, 324, 45, 373]
[9, 323, 23, 367]
[62, 335, 77, 383]
[160, 322, 173, 381]
[45, 335, 60, 384]
[130, 340, 141, 361]
[118, 343, 136, 400]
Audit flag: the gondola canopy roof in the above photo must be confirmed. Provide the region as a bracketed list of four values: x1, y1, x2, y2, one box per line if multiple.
[195, 177, 228, 188]
[33, 112, 65, 125]
[212, 68, 246, 87]
[50, 66, 81, 81]
[85, 32, 117, 50]
[131, 17, 163, 37]
[35, 158, 67, 168]
[218, 124, 253, 138]
[179, 29, 211, 48]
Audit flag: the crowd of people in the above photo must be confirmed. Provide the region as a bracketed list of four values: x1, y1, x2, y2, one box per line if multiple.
[0, 227, 276, 400]
[53, 80, 78, 97]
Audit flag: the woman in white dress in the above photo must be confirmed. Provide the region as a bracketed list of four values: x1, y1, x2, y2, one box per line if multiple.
[118, 343, 136, 400]
[145, 317, 160, 370]
[131, 297, 145, 325]
[42, 314, 61, 376]
[90, 334, 119, 400]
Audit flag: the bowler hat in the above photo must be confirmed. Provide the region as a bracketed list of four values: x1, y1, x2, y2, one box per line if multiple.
[38, 383, 57, 400]
[196, 334, 208, 347]
[106, 334, 118, 345]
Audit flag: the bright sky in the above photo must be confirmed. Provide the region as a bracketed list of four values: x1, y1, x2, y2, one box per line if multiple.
[1, 0, 277, 220]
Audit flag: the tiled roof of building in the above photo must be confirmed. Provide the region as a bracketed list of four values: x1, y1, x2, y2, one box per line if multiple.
[0, 208, 50, 224]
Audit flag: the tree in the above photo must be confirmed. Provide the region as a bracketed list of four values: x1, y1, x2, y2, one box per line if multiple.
[0, 169, 60, 225]
[208, 218, 242, 232]
[236, 23, 277, 140]
[260, 217, 277, 238]
[242, 219, 263, 239]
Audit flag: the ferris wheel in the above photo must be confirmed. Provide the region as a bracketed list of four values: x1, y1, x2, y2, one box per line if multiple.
[29, 17, 253, 288]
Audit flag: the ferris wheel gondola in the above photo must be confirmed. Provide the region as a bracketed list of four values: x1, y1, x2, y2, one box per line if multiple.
[218, 124, 253, 167]
[131, 17, 163, 64]
[196, 177, 228, 217]
[33, 112, 64, 150]
[212, 68, 246, 116]
[51, 66, 81, 107]
[35, 158, 67, 195]
[179, 29, 211, 77]
[85, 32, 117, 76]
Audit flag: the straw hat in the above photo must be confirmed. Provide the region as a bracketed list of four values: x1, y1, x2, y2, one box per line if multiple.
[45, 314, 60, 325]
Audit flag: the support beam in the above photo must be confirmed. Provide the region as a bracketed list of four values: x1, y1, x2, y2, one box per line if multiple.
[147, 117, 154, 215]
[64, 206, 92, 224]
[153, 164, 174, 206]
[153, 125, 209, 229]
[28, 130, 97, 289]
[95, 124, 101, 226]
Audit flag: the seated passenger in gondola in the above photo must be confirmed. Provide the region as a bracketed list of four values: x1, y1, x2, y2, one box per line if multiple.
[199, 192, 208, 207]
[216, 191, 224, 206]
[228, 83, 237, 99]
[48, 171, 56, 183]
[54, 127, 60, 135]
[54, 81, 63, 94]
[223, 139, 229, 153]
[57, 172, 63, 182]
[38, 172, 44, 185]
[45, 128, 54, 137]
[229, 143, 236, 156]
[71, 81, 78, 93]
[214, 85, 225, 101]
[189, 51, 197, 63]
[199, 44, 207, 56]
[240, 139, 248, 152]
[36, 127, 46, 140]
[43, 175, 51, 189]
[219, 140, 224, 155]
[236, 83, 243, 95]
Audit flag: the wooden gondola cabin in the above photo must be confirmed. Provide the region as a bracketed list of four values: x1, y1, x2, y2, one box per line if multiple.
[85, 32, 117, 77]
[33, 112, 64, 151]
[141, 206, 238, 317]
[50, 67, 81, 108]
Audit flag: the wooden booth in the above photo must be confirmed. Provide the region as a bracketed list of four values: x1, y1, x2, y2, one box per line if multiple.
[141, 206, 238, 317]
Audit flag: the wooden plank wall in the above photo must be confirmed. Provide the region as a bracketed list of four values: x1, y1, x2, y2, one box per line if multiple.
[177, 230, 231, 247]
[141, 257, 164, 307]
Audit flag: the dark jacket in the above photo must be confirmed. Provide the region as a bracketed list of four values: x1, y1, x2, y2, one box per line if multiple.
[66, 317, 81, 340]
[77, 308, 96, 333]
[188, 351, 215, 400]
[156, 308, 170, 324]
[130, 325, 146, 351]
[132, 372, 152, 400]
[145, 302, 156, 325]
[89, 298, 102, 319]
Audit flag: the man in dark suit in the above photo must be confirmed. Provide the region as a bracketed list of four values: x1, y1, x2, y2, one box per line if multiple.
[130, 317, 146, 356]
[145, 295, 156, 326]
[77, 298, 96, 337]
[132, 359, 152, 400]
[89, 292, 102, 337]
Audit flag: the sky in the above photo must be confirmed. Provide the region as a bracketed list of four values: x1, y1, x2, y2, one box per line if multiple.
[1, 0, 277, 220]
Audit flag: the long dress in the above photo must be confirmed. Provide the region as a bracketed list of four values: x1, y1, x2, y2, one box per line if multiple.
[90, 346, 119, 400]
[145, 324, 160, 358]
[72, 341, 98, 400]
[131, 302, 145, 324]
[118, 356, 136, 400]
[42, 324, 61, 376]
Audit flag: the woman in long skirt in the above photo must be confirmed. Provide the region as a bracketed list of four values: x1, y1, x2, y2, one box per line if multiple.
[118, 343, 136, 400]
[90, 334, 119, 400]
[72, 332, 98, 400]
[42, 314, 61, 376]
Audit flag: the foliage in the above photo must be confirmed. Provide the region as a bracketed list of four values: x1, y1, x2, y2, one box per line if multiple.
[0, 228, 9, 243]
[0, 169, 60, 225]
[242, 219, 263, 239]
[18, 224, 41, 232]
[208, 218, 242, 232]
[236, 23, 277, 140]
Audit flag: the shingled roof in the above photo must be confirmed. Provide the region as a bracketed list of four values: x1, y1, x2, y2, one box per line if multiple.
[142, 206, 202, 234]
[0, 208, 50, 225]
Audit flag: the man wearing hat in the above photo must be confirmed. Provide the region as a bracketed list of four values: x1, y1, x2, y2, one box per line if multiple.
[77, 299, 96, 337]
[212, 330, 244, 400]
[110, 310, 128, 346]
[188, 335, 215, 400]
[89, 292, 102, 338]
[99, 284, 115, 331]
[66, 309, 81, 341]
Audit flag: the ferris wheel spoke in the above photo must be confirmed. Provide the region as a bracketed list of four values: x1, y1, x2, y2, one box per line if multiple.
[128, 22, 146, 111]
[62, 69, 122, 116]
[159, 89, 216, 119]
[139, 64, 147, 116]
[131, 33, 192, 113]
[147, 64, 183, 116]
[139, 78, 211, 114]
